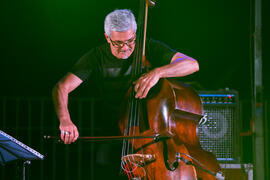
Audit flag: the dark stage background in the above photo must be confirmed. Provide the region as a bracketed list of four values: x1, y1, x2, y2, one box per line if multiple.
[0, 0, 269, 179]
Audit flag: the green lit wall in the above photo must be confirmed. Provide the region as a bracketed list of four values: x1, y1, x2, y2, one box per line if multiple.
[1, 0, 256, 97]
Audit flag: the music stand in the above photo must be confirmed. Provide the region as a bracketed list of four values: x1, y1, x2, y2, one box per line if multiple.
[0, 129, 44, 180]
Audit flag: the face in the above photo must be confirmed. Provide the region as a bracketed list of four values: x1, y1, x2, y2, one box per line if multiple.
[105, 29, 136, 59]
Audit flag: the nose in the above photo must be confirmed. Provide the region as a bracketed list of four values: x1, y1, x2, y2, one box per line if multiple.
[120, 43, 130, 51]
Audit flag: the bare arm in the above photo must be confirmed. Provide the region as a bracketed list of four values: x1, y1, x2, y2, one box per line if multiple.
[134, 52, 199, 98]
[158, 52, 199, 78]
[52, 72, 83, 144]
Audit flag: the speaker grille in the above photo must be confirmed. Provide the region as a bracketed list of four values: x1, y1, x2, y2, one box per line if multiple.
[198, 91, 240, 162]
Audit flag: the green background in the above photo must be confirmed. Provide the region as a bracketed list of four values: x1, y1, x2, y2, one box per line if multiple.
[0, 0, 269, 179]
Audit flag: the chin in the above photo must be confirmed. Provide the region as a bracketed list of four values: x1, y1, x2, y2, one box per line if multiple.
[121, 56, 129, 60]
[117, 53, 131, 59]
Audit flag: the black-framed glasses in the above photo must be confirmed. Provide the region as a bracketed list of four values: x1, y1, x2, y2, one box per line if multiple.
[109, 35, 136, 48]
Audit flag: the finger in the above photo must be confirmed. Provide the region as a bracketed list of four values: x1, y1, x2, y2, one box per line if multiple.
[64, 132, 71, 144]
[136, 80, 149, 98]
[69, 128, 76, 143]
[60, 131, 65, 142]
[73, 128, 79, 142]
[68, 131, 74, 144]
[134, 80, 145, 98]
[72, 129, 79, 142]
[134, 74, 146, 92]
[135, 86, 144, 98]
[141, 85, 151, 99]
[60, 129, 68, 143]
[63, 133, 68, 144]
[134, 80, 140, 92]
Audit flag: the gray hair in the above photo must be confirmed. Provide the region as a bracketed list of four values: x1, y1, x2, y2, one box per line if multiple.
[104, 9, 137, 37]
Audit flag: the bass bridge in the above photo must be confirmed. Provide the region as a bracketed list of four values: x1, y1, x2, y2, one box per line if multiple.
[121, 153, 156, 167]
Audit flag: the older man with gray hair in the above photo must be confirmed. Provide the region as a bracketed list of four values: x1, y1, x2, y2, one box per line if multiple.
[52, 9, 199, 178]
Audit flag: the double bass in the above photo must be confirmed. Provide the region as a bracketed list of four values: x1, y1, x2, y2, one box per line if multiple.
[118, 0, 223, 179]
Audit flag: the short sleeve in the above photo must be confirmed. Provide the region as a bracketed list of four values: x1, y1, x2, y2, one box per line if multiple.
[71, 49, 97, 81]
[145, 39, 177, 67]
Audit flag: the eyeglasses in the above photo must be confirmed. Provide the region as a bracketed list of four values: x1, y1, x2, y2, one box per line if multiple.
[109, 35, 136, 48]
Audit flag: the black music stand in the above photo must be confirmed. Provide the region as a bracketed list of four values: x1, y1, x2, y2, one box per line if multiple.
[0, 129, 44, 180]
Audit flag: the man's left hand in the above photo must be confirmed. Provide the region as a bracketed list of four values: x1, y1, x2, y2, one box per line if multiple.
[133, 68, 161, 99]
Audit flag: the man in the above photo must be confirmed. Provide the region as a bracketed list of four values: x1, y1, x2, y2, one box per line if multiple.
[52, 9, 199, 145]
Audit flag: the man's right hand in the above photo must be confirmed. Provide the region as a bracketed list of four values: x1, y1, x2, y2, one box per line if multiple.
[52, 73, 82, 144]
[59, 120, 79, 144]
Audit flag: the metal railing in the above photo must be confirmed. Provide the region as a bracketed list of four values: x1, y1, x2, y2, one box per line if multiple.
[0, 96, 99, 180]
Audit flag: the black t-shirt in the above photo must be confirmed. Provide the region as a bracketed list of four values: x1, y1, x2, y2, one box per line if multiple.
[70, 39, 176, 135]
[71, 39, 176, 98]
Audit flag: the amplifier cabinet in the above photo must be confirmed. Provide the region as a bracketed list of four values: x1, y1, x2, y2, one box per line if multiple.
[220, 164, 253, 180]
[198, 90, 241, 162]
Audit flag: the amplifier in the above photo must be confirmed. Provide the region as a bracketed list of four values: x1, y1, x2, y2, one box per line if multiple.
[220, 164, 253, 180]
[198, 90, 240, 162]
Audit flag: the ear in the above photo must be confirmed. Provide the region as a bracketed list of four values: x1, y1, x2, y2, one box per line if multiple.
[104, 33, 110, 43]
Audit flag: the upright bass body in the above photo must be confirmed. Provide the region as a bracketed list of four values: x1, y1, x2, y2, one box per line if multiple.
[119, 78, 221, 180]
